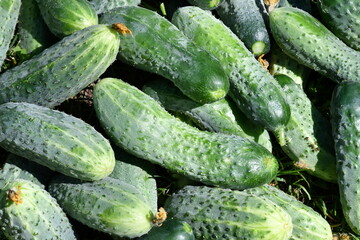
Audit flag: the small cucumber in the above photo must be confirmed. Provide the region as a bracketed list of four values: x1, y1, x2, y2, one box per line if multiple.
[93, 78, 279, 190]
[269, 7, 360, 83]
[186, 0, 223, 10]
[331, 81, 360, 235]
[89, 0, 141, 14]
[0, 102, 115, 181]
[100, 6, 229, 104]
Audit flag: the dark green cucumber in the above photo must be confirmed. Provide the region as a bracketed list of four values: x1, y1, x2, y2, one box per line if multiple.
[0, 102, 115, 181]
[0, 0, 21, 67]
[187, 0, 223, 10]
[143, 79, 272, 151]
[216, 0, 270, 56]
[172, 6, 290, 131]
[49, 175, 155, 238]
[274, 74, 337, 182]
[100, 6, 229, 104]
[89, 0, 141, 14]
[165, 185, 293, 239]
[269, 7, 360, 83]
[245, 185, 332, 240]
[35, 0, 98, 38]
[0, 24, 120, 108]
[317, 0, 360, 51]
[331, 81, 360, 235]
[93, 78, 279, 190]
[0, 178, 76, 240]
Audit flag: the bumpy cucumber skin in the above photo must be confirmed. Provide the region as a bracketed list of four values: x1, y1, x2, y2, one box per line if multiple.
[49, 175, 154, 238]
[331, 81, 360, 235]
[93, 78, 279, 190]
[0, 0, 21, 67]
[217, 0, 270, 56]
[187, 0, 223, 10]
[172, 6, 290, 131]
[270, 7, 360, 83]
[1, 162, 44, 189]
[0, 179, 76, 240]
[35, 0, 98, 38]
[245, 185, 332, 240]
[100, 6, 229, 104]
[274, 75, 337, 182]
[0, 24, 119, 108]
[317, 0, 360, 51]
[89, 0, 141, 14]
[0, 102, 115, 181]
[165, 185, 293, 240]
[143, 79, 272, 151]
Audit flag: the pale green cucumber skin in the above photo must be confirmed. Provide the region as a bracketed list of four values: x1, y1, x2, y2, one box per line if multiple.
[143, 79, 272, 151]
[317, 0, 360, 51]
[164, 185, 293, 240]
[89, 0, 141, 14]
[0, 179, 76, 240]
[245, 185, 332, 240]
[93, 78, 279, 190]
[0, 24, 120, 108]
[331, 81, 360, 235]
[187, 0, 223, 10]
[100, 6, 229, 104]
[48, 175, 154, 238]
[35, 0, 98, 38]
[0, 102, 115, 181]
[0, 0, 21, 67]
[216, 0, 270, 55]
[0, 162, 44, 188]
[269, 7, 360, 83]
[172, 6, 290, 131]
[274, 74, 337, 182]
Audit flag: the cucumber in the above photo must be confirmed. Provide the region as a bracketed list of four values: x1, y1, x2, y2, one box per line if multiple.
[0, 102, 115, 181]
[89, 0, 141, 14]
[164, 185, 293, 240]
[274, 74, 337, 182]
[35, 0, 98, 38]
[172, 6, 290, 131]
[317, 0, 360, 51]
[143, 79, 272, 151]
[186, 0, 223, 10]
[331, 81, 360, 235]
[0, 178, 76, 240]
[100, 6, 229, 104]
[269, 7, 360, 83]
[48, 175, 155, 238]
[0, 0, 21, 67]
[275, 0, 312, 13]
[216, 0, 270, 56]
[245, 184, 332, 240]
[93, 78, 279, 190]
[0, 24, 120, 108]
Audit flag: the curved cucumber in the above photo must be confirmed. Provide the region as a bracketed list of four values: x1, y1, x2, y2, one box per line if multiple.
[274, 74, 337, 182]
[93, 78, 279, 190]
[317, 0, 360, 51]
[35, 0, 98, 38]
[0, 24, 120, 108]
[100, 6, 229, 104]
[0, 102, 115, 181]
[331, 81, 360, 235]
[172, 6, 290, 131]
[216, 0, 270, 56]
[89, 0, 141, 14]
[269, 7, 360, 83]
[164, 185, 293, 240]
[187, 0, 223, 10]
[143, 79, 272, 151]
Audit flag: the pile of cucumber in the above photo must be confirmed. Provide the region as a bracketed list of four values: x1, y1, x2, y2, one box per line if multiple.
[0, 0, 359, 239]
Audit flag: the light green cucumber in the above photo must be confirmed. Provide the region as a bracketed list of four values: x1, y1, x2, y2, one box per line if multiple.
[93, 78, 279, 190]
[274, 74, 337, 182]
[143, 79, 272, 151]
[0, 102, 115, 181]
[172, 6, 290, 131]
[164, 185, 293, 239]
[186, 0, 223, 10]
[1, 161, 44, 188]
[89, 0, 141, 14]
[100, 6, 229, 104]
